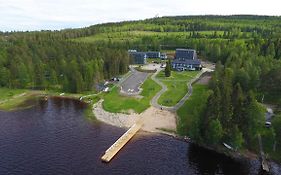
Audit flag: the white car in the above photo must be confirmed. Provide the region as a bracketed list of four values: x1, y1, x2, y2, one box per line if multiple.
[265, 121, 271, 128]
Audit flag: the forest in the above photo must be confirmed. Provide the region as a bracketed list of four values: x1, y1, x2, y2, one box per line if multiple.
[0, 35, 129, 93]
[1, 15, 281, 160]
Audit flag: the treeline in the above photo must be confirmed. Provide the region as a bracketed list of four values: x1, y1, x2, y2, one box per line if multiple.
[0, 37, 129, 93]
[1, 14, 281, 98]
[187, 47, 281, 152]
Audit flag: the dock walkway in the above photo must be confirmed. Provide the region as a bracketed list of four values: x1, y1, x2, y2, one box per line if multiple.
[101, 118, 144, 162]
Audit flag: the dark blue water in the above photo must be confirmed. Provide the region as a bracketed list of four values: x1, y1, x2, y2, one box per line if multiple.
[0, 98, 279, 175]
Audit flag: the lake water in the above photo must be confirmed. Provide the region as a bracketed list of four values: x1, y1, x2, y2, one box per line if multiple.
[0, 97, 280, 175]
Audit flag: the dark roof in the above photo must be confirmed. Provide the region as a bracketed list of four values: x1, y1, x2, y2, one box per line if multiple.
[175, 49, 196, 60]
[172, 59, 201, 65]
[146, 51, 160, 54]
[129, 52, 146, 58]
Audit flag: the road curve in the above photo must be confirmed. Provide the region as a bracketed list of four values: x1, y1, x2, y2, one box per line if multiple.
[150, 68, 211, 112]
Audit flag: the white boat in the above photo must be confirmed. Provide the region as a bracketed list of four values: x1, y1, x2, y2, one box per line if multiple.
[223, 143, 234, 150]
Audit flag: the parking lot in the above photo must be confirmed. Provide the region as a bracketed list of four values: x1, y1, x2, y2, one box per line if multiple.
[120, 68, 149, 94]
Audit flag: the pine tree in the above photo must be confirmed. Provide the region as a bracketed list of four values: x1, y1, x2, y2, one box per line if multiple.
[165, 59, 171, 77]
[232, 83, 244, 126]
[207, 119, 223, 144]
[230, 125, 244, 149]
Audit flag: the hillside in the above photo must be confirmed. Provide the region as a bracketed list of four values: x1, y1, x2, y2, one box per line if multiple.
[0, 15, 281, 162]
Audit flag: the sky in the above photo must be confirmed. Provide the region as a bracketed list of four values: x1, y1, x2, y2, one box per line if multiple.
[0, 0, 281, 31]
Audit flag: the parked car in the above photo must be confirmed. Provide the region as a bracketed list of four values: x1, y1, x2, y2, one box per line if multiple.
[111, 77, 120, 81]
[103, 87, 109, 92]
[265, 121, 271, 128]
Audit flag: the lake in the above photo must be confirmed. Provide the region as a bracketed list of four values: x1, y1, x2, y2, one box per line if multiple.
[0, 97, 279, 175]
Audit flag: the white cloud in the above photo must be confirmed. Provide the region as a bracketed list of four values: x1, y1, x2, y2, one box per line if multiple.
[0, 0, 280, 31]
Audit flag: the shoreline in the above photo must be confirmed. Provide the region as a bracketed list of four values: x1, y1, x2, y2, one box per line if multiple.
[92, 98, 279, 170]
[1, 92, 280, 170]
[92, 99, 268, 168]
[93, 99, 177, 136]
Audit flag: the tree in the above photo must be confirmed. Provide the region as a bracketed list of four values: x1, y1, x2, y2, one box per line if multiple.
[230, 125, 244, 149]
[220, 68, 234, 133]
[165, 59, 171, 77]
[272, 115, 281, 149]
[242, 91, 263, 145]
[207, 119, 223, 145]
[232, 83, 244, 126]
[18, 63, 30, 88]
[261, 128, 276, 153]
[261, 68, 281, 101]
[0, 67, 10, 87]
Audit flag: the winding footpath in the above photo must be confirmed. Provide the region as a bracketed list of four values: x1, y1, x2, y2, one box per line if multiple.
[150, 68, 213, 111]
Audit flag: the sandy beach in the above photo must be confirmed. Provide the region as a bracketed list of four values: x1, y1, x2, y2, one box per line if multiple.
[93, 100, 177, 135]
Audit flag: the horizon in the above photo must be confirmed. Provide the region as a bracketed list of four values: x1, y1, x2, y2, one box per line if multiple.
[1, 0, 281, 32]
[1, 14, 280, 33]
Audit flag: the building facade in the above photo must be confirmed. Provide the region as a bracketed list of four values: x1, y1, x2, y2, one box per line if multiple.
[172, 49, 202, 71]
[128, 50, 147, 64]
[146, 52, 161, 58]
[128, 50, 167, 64]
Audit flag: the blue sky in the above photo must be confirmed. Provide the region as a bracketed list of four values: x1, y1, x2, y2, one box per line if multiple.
[1, 0, 281, 31]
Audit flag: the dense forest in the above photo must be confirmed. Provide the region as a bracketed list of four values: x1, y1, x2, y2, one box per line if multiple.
[0, 34, 129, 93]
[1, 15, 280, 98]
[1, 15, 281, 159]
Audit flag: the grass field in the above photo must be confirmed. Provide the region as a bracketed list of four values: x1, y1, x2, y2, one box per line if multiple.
[157, 70, 200, 107]
[176, 84, 211, 135]
[0, 88, 32, 111]
[74, 30, 227, 43]
[102, 76, 161, 113]
[0, 88, 27, 100]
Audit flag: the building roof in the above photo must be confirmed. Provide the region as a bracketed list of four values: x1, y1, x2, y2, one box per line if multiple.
[175, 49, 196, 60]
[146, 51, 160, 54]
[129, 52, 146, 56]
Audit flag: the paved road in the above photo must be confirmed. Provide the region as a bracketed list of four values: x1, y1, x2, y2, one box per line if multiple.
[150, 68, 212, 111]
[120, 67, 149, 95]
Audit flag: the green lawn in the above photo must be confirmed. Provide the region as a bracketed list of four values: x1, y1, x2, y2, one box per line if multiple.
[157, 70, 200, 107]
[102, 76, 161, 113]
[177, 84, 211, 135]
[0, 88, 32, 111]
[0, 88, 27, 100]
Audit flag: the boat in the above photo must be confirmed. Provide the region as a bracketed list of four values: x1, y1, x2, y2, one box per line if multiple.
[223, 143, 234, 150]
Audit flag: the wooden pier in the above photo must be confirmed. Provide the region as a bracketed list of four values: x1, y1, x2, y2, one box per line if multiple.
[101, 119, 143, 163]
